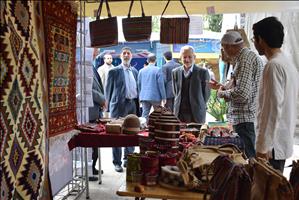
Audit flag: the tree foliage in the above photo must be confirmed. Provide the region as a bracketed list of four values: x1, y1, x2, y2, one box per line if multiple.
[152, 16, 160, 33]
[205, 14, 223, 32]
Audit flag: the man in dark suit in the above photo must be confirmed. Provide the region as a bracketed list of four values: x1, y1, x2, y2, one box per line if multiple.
[89, 63, 106, 176]
[105, 47, 139, 172]
[162, 51, 180, 112]
[172, 45, 210, 123]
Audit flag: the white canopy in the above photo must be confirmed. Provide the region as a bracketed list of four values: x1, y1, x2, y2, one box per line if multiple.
[83, 1, 299, 17]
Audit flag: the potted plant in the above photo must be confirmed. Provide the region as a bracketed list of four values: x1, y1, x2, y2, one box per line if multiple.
[207, 90, 228, 123]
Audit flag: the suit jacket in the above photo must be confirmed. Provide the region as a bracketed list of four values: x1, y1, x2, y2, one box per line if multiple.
[105, 65, 139, 118]
[89, 66, 105, 121]
[162, 60, 181, 99]
[138, 64, 166, 102]
[172, 65, 210, 123]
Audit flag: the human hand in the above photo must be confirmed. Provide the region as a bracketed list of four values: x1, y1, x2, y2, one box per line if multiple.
[208, 79, 222, 90]
[100, 101, 107, 110]
[161, 99, 166, 107]
[256, 152, 269, 160]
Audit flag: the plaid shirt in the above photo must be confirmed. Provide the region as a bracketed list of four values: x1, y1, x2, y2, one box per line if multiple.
[218, 48, 263, 125]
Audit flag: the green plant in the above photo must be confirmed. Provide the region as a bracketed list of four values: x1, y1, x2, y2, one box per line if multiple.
[207, 90, 228, 122]
[152, 16, 160, 33]
[204, 14, 223, 32]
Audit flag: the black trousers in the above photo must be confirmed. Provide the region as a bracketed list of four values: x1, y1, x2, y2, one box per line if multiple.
[269, 149, 285, 173]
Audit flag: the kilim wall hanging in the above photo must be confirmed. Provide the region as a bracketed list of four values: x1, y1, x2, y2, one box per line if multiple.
[42, 1, 77, 137]
[0, 0, 52, 199]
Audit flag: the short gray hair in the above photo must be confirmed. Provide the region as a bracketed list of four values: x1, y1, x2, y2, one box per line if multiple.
[180, 45, 195, 56]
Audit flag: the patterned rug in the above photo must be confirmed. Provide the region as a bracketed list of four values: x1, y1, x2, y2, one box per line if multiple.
[42, 1, 77, 137]
[0, 1, 51, 199]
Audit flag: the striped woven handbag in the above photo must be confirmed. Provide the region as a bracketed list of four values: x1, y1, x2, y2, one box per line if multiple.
[122, 0, 152, 42]
[89, 0, 118, 47]
[160, 0, 190, 44]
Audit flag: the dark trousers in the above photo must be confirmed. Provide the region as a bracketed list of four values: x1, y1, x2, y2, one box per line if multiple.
[165, 98, 174, 112]
[112, 99, 136, 166]
[90, 113, 103, 169]
[233, 122, 256, 159]
[92, 147, 98, 169]
[269, 149, 286, 173]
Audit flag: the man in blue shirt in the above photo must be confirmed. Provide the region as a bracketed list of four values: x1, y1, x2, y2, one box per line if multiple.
[138, 53, 166, 121]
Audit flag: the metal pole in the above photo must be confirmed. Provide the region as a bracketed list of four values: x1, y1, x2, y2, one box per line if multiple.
[79, 0, 85, 194]
[84, 148, 89, 199]
[83, 1, 90, 199]
[98, 148, 102, 184]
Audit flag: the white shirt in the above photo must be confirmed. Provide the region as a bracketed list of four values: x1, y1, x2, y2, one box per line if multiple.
[183, 65, 194, 78]
[97, 63, 114, 90]
[256, 52, 299, 159]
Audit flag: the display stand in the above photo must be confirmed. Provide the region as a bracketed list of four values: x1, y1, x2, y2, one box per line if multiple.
[54, 1, 89, 199]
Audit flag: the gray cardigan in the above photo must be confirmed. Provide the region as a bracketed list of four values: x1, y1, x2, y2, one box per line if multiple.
[172, 65, 210, 123]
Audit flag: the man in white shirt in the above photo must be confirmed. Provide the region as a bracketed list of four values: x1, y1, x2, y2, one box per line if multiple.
[97, 53, 114, 89]
[97, 53, 114, 117]
[253, 16, 299, 172]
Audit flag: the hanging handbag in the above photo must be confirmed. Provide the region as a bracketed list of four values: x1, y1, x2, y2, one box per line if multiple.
[160, 0, 190, 44]
[89, 0, 118, 47]
[122, 0, 152, 42]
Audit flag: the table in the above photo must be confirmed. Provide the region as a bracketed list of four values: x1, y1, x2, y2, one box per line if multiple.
[68, 124, 148, 199]
[68, 125, 147, 150]
[117, 182, 205, 200]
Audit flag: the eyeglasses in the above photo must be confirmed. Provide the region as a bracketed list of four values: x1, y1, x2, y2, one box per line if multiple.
[250, 37, 255, 43]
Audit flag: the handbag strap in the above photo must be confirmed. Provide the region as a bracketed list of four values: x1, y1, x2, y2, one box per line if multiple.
[161, 0, 189, 19]
[96, 0, 112, 20]
[127, 0, 146, 18]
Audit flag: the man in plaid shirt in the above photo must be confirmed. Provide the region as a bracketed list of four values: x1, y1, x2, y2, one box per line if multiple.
[216, 31, 264, 158]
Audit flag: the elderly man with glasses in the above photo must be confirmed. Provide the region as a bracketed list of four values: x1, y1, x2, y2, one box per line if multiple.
[211, 31, 264, 159]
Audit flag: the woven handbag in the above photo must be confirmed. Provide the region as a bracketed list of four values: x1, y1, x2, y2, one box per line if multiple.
[250, 158, 294, 200]
[177, 144, 247, 191]
[203, 136, 245, 151]
[160, 0, 190, 44]
[89, 0, 118, 47]
[205, 155, 252, 200]
[122, 0, 152, 42]
[290, 160, 299, 200]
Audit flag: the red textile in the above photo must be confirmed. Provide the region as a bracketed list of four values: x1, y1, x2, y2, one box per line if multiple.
[68, 124, 148, 150]
[43, 1, 77, 137]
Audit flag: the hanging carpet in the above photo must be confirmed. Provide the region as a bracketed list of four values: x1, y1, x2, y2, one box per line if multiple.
[42, 0, 77, 137]
[0, 0, 52, 199]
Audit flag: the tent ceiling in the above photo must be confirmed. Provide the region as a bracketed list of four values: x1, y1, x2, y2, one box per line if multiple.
[82, 1, 299, 17]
